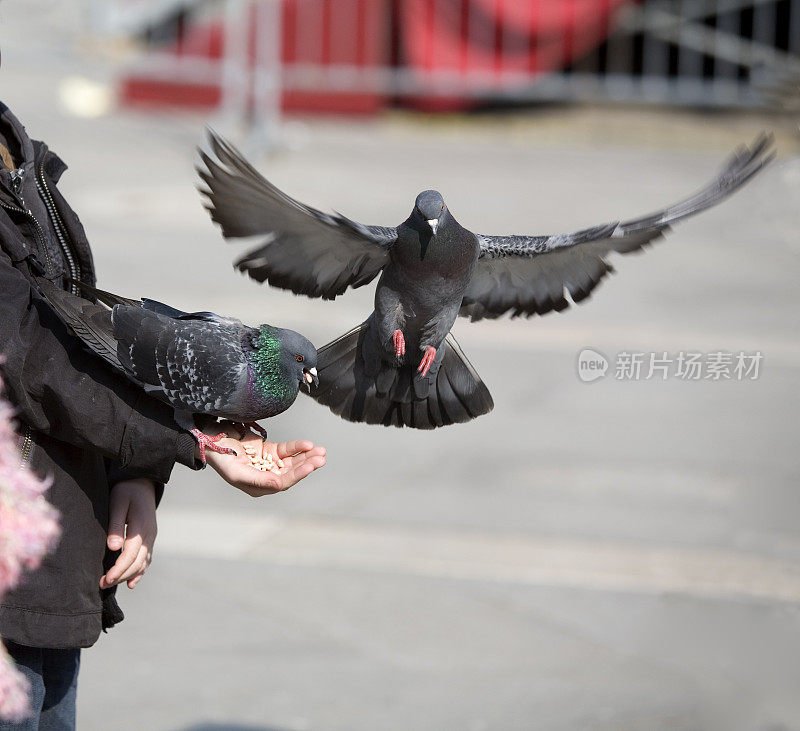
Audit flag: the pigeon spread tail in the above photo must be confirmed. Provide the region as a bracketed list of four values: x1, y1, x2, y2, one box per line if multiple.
[310, 322, 494, 430]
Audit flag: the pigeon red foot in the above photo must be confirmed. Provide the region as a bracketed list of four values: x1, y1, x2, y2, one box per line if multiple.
[417, 346, 436, 378]
[191, 429, 236, 465]
[392, 329, 405, 357]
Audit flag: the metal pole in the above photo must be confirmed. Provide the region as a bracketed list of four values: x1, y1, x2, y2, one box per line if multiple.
[218, 0, 250, 134]
[250, 0, 284, 155]
[641, 0, 671, 102]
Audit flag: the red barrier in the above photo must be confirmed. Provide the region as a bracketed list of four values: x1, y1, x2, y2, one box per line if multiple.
[121, 0, 389, 113]
[400, 0, 631, 110]
[283, 0, 389, 113]
[120, 0, 631, 113]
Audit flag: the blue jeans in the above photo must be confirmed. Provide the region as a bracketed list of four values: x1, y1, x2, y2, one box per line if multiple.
[0, 642, 80, 731]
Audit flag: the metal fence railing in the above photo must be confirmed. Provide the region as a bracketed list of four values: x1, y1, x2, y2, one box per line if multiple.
[92, 0, 800, 142]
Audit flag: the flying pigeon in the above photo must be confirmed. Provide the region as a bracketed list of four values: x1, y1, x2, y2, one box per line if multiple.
[198, 132, 774, 430]
[38, 279, 319, 461]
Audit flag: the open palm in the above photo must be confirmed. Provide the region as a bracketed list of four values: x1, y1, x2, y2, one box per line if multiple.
[206, 428, 326, 497]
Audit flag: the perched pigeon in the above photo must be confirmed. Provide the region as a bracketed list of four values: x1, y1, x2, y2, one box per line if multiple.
[198, 132, 774, 430]
[38, 279, 319, 461]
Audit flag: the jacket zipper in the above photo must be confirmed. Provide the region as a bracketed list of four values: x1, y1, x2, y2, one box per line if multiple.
[3, 164, 74, 468]
[19, 425, 33, 467]
[3, 171, 40, 466]
[36, 162, 81, 294]
[0, 168, 54, 275]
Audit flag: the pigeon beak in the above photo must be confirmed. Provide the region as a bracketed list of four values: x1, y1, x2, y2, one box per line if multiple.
[427, 218, 439, 236]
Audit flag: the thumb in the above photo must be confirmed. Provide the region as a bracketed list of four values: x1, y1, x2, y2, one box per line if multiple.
[107, 492, 129, 551]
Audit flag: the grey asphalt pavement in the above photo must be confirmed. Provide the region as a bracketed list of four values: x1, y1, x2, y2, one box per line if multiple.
[3, 3, 800, 730]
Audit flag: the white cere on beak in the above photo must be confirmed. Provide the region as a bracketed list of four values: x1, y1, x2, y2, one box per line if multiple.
[427, 218, 439, 235]
[310, 367, 318, 376]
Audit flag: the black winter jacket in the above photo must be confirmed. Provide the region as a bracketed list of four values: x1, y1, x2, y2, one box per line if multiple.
[0, 102, 198, 649]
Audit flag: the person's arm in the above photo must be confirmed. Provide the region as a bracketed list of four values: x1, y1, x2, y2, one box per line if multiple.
[0, 250, 197, 483]
[99, 434, 327, 590]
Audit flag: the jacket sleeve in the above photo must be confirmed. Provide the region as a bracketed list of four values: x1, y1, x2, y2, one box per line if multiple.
[0, 249, 199, 483]
[106, 460, 166, 506]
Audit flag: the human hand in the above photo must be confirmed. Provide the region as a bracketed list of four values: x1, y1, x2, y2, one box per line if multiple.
[100, 478, 157, 590]
[204, 427, 326, 497]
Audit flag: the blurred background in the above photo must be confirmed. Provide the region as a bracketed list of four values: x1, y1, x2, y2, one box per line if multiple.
[2, 0, 800, 729]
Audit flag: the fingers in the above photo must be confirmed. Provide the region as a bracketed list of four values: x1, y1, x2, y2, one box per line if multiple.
[117, 544, 151, 586]
[100, 532, 142, 588]
[281, 446, 325, 471]
[100, 538, 154, 589]
[107, 491, 130, 551]
[276, 440, 316, 459]
[278, 452, 327, 490]
[289, 447, 327, 467]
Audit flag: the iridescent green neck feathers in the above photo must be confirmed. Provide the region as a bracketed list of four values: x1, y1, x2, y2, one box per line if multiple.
[249, 325, 295, 402]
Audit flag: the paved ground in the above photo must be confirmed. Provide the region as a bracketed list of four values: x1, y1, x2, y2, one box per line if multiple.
[3, 3, 800, 730]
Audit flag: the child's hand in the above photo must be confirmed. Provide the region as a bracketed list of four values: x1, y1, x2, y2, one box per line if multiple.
[204, 427, 326, 497]
[100, 478, 157, 590]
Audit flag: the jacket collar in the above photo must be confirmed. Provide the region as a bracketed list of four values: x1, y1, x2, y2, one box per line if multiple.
[0, 102, 35, 169]
[0, 103, 67, 206]
[35, 140, 67, 182]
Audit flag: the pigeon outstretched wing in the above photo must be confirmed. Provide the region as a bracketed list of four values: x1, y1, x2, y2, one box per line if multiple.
[461, 134, 775, 322]
[198, 131, 397, 300]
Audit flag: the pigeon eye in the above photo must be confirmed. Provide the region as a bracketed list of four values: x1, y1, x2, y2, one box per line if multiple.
[441, 204, 444, 211]
[296, 355, 304, 362]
